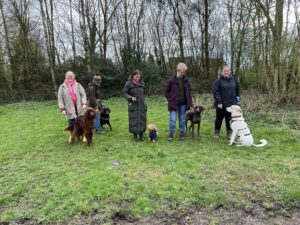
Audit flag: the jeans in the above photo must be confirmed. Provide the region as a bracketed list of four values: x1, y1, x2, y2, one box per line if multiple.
[169, 104, 187, 133]
[215, 108, 231, 131]
[94, 112, 102, 131]
[68, 118, 75, 127]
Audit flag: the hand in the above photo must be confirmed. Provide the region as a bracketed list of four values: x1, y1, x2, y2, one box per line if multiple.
[95, 107, 99, 113]
[217, 104, 223, 109]
[82, 104, 87, 110]
[132, 97, 137, 101]
[61, 110, 66, 116]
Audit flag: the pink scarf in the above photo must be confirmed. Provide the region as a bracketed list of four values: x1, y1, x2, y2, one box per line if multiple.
[132, 79, 140, 86]
[64, 79, 77, 106]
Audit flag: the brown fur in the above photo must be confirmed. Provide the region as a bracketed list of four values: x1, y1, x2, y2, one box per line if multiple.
[185, 104, 204, 140]
[65, 108, 97, 146]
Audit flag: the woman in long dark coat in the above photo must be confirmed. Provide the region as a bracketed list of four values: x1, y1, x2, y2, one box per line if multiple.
[123, 70, 147, 141]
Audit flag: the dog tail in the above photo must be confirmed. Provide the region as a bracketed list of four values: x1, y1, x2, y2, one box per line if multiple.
[252, 139, 268, 147]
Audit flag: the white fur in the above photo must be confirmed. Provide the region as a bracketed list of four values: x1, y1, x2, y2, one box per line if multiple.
[226, 105, 268, 147]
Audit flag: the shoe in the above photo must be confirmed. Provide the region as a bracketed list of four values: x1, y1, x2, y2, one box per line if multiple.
[227, 130, 232, 140]
[132, 134, 138, 142]
[214, 130, 220, 138]
[180, 132, 185, 141]
[139, 134, 144, 141]
[168, 133, 174, 141]
[96, 130, 106, 135]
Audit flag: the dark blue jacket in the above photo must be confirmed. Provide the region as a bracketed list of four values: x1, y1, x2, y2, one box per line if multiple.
[213, 75, 240, 108]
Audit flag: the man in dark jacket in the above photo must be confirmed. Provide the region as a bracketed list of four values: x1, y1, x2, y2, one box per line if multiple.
[88, 73, 105, 134]
[165, 63, 193, 141]
[213, 65, 240, 139]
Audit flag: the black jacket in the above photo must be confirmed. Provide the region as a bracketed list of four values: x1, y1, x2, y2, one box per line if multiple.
[123, 79, 147, 134]
[213, 75, 240, 108]
[87, 82, 102, 109]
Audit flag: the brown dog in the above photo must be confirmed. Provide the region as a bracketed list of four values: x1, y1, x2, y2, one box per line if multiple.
[65, 108, 97, 146]
[185, 105, 204, 140]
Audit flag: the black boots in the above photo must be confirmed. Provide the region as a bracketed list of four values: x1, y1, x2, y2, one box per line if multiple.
[133, 133, 144, 141]
[214, 130, 220, 138]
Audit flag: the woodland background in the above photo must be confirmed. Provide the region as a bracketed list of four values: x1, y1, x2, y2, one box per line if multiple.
[0, 0, 299, 105]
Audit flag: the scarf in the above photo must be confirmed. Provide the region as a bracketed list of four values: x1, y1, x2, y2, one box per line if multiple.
[64, 79, 77, 106]
[132, 79, 140, 86]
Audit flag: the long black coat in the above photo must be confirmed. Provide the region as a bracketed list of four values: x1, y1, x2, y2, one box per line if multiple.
[123, 80, 147, 134]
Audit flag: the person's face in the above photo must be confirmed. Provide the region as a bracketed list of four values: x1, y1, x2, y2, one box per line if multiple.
[94, 76, 102, 86]
[177, 67, 186, 77]
[65, 73, 75, 83]
[222, 67, 231, 77]
[133, 74, 141, 81]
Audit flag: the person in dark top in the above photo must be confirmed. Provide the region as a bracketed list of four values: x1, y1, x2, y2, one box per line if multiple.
[165, 63, 193, 141]
[88, 73, 105, 134]
[213, 65, 240, 140]
[123, 70, 147, 141]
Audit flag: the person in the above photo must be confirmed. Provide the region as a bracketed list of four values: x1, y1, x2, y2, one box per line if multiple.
[213, 65, 240, 140]
[165, 63, 193, 141]
[123, 70, 147, 141]
[57, 71, 87, 142]
[87, 73, 105, 134]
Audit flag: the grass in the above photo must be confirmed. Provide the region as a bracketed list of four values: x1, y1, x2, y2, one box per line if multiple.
[0, 95, 299, 223]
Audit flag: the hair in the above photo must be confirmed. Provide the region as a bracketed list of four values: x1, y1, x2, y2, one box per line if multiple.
[177, 63, 188, 71]
[130, 69, 142, 80]
[65, 71, 75, 77]
[222, 65, 231, 71]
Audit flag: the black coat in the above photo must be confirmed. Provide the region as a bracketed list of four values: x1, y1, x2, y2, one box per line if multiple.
[123, 80, 147, 134]
[213, 75, 240, 108]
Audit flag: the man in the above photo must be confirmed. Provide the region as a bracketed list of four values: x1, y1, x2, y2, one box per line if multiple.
[213, 65, 240, 140]
[165, 63, 193, 141]
[88, 73, 105, 134]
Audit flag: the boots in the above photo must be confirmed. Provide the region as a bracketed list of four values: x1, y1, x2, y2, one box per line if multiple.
[214, 130, 220, 138]
[132, 133, 138, 142]
[179, 132, 185, 141]
[139, 133, 144, 141]
[227, 130, 232, 141]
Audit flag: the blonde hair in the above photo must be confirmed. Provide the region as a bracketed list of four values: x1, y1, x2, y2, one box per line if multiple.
[177, 63, 188, 71]
[65, 71, 75, 78]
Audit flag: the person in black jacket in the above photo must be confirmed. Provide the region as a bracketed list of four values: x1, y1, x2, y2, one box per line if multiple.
[213, 65, 240, 139]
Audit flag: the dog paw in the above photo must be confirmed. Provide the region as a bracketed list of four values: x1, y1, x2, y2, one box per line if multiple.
[228, 143, 233, 145]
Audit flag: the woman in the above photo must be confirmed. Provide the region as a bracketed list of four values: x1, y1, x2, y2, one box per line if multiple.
[58, 71, 87, 142]
[123, 70, 147, 141]
[213, 65, 240, 140]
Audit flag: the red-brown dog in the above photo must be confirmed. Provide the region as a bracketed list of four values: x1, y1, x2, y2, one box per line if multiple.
[65, 108, 97, 146]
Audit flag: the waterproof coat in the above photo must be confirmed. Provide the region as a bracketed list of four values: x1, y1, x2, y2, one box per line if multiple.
[57, 82, 87, 119]
[87, 82, 102, 109]
[123, 79, 147, 134]
[164, 74, 193, 111]
[213, 75, 240, 108]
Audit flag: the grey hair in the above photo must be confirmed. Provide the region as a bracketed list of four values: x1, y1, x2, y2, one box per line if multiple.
[65, 71, 75, 77]
[177, 62, 188, 71]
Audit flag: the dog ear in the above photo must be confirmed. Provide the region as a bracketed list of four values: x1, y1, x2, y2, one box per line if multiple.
[226, 107, 232, 112]
[200, 106, 204, 112]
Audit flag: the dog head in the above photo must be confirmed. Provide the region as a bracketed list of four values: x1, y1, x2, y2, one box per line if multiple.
[193, 104, 204, 114]
[147, 123, 158, 131]
[85, 108, 97, 120]
[101, 107, 111, 115]
[226, 105, 242, 116]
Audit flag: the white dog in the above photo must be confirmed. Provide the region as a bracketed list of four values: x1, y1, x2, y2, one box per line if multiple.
[226, 105, 267, 147]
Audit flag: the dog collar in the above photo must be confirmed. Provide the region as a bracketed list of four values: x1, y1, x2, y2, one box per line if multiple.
[231, 116, 242, 118]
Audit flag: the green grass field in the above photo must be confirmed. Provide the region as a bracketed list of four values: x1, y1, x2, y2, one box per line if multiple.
[0, 96, 299, 224]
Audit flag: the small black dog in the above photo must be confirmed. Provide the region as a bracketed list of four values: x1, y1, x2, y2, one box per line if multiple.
[185, 105, 204, 140]
[100, 107, 112, 131]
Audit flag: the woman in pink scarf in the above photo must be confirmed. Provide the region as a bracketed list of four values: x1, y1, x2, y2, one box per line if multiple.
[58, 71, 87, 142]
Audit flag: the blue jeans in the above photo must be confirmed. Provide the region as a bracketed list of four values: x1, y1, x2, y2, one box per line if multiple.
[169, 104, 187, 134]
[94, 112, 102, 131]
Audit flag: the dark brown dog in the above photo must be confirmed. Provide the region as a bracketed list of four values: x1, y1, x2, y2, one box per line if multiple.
[185, 105, 204, 140]
[65, 108, 97, 146]
[100, 107, 112, 131]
